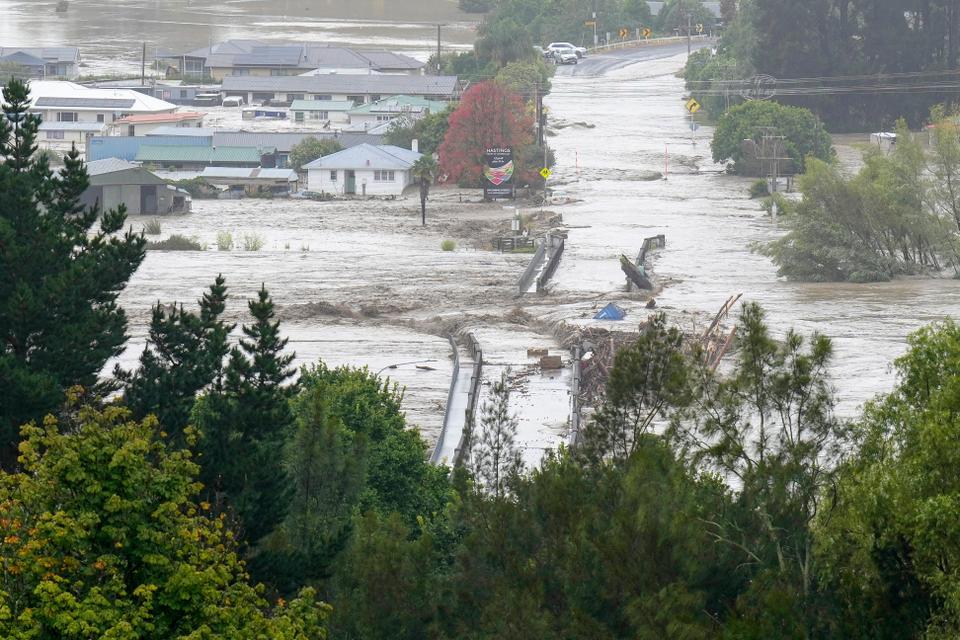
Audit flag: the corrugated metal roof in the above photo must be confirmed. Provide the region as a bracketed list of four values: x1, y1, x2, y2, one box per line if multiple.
[146, 126, 216, 137]
[162, 40, 425, 72]
[222, 74, 458, 97]
[0, 47, 79, 63]
[85, 157, 136, 176]
[115, 112, 205, 124]
[200, 167, 297, 180]
[349, 94, 447, 115]
[0, 51, 46, 67]
[290, 99, 354, 112]
[35, 96, 135, 109]
[136, 145, 268, 164]
[303, 143, 421, 171]
[211, 131, 382, 153]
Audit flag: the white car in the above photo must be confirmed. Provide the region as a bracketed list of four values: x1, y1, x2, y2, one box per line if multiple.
[547, 42, 587, 58]
[549, 47, 579, 65]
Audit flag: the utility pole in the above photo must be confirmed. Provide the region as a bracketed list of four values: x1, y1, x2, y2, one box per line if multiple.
[687, 12, 692, 55]
[437, 24, 442, 75]
[141, 42, 146, 85]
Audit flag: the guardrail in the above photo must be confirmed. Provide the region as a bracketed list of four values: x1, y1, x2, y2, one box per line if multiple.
[587, 34, 711, 54]
[494, 236, 536, 252]
[453, 332, 484, 468]
[536, 234, 565, 293]
[517, 242, 548, 295]
[569, 345, 582, 447]
[431, 335, 461, 465]
[636, 234, 666, 267]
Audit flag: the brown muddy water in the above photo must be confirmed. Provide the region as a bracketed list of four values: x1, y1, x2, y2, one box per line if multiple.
[546, 51, 960, 416]
[0, 0, 477, 76]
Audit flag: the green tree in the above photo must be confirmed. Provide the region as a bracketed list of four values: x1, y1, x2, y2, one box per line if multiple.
[495, 58, 553, 97]
[656, 0, 715, 32]
[0, 402, 329, 639]
[383, 106, 454, 156]
[411, 155, 438, 226]
[289, 137, 343, 171]
[0, 79, 146, 468]
[711, 99, 834, 174]
[118, 276, 232, 443]
[623, 0, 652, 24]
[470, 370, 524, 498]
[194, 284, 296, 547]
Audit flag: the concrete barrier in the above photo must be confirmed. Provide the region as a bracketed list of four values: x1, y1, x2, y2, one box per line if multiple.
[453, 332, 483, 468]
[536, 234, 565, 293]
[569, 346, 582, 447]
[431, 335, 460, 465]
[587, 34, 712, 54]
[517, 242, 547, 295]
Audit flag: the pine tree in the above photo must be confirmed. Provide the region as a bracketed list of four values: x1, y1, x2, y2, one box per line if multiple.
[195, 284, 296, 546]
[118, 275, 232, 443]
[0, 79, 145, 468]
[470, 369, 524, 498]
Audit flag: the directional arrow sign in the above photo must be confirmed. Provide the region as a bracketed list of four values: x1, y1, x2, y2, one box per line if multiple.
[619, 27, 629, 39]
[539, 167, 552, 180]
[642, 27, 652, 38]
[685, 98, 702, 114]
[696, 23, 704, 34]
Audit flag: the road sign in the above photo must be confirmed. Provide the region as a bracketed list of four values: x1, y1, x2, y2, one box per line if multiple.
[619, 27, 629, 39]
[696, 23, 704, 34]
[685, 98, 701, 114]
[584, 20, 596, 27]
[642, 27, 652, 38]
[539, 167, 552, 180]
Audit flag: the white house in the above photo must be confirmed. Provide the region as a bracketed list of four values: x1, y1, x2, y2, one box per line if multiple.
[28, 81, 177, 151]
[221, 74, 459, 106]
[347, 95, 448, 130]
[109, 111, 205, 137]
[289, 99, 353, 125]
[304, 143, 422, 196]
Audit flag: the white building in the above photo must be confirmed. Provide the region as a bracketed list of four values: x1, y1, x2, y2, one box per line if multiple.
[109, 111, 205, 137]
[347, 95, 448, 130]
[289, 99, 353, 125]
[304, 143, 422, 196]
[28, 81, 177, 151]
[221, 74, 458, 106]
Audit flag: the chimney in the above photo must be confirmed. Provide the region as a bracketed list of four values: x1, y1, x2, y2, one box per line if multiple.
[411, 138, 419, 153]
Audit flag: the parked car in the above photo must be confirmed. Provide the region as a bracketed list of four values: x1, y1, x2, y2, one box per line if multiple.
[222, 95, 244, 107]
[550, 47, 579, 65]
[547, 42, 587, 58]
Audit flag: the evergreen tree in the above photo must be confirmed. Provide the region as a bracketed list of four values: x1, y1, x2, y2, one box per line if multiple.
[118, 275, 232, 443]
[195, 284, 296, 547]
[0, 79, 145, 468]
[470, 370, 524, 499]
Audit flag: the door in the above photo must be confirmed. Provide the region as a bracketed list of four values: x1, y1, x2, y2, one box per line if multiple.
[345, 170, 356, 195]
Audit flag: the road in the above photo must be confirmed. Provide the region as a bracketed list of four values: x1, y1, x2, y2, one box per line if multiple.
[560, 41, 710, 76]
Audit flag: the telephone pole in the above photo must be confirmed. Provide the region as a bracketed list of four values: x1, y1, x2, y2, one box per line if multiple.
[436, 24, 442, 74]
[687, 12, 692, 55]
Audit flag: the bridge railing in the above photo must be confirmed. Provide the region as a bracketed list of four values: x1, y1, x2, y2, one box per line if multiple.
[586, 34, 711, 54]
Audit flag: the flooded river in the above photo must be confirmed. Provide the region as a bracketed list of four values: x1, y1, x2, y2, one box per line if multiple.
[0, 0, 476, 76]
[547, 45, 960, 415]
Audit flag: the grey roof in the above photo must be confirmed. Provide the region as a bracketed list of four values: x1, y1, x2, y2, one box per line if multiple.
[233, 46, 304, 67]
[39, 121, 107, 132]
[0, 46, 79, 63]
[85, 157, 137, 176]
[0, 51, 46, 67]
[222, 74, 458, 97]
[35, 96, 136, 109]
[212, 130, 384, 153]
[200, 167, 298, 180]
[162, 40, 424, 72]
[360, 51, 423, 70]
[303, 143, 421, 171]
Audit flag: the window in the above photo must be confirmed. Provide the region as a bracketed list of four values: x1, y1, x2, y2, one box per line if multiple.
[288, 94, 304, 102]
[46, 130, 65, 139]
[128, 125, 135, 137]
[294, 111, 305, 122]
[313, 94, 332, 101]
[234, 68, 250, 76]
[310, 111, 328, 120]
[96, 114, 104, 123]
[180, 89, 189, 98]
[374, 170, 395, 182]
[347, 95, 365, 106]
[329, 170, 338, 181]
[370, 95, 381, 102]
[57, 112, 77, 122]
[252, 92, 275, 103]
[376, 114, 395, 122]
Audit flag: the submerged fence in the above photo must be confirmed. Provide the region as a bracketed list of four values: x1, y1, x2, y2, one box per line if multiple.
[431, 335, 461, 465]
[453, 333, 484, 468]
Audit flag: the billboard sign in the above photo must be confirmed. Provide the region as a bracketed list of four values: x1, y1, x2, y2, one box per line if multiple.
[483, 147, 514, 199]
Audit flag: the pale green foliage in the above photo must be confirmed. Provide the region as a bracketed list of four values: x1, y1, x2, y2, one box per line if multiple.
[242, 232, 264, 251]
[143, 218, 162, 235]
[441, 239, 456, 251]
[288, 137, 343, 171]
[216, 230, 234, 251]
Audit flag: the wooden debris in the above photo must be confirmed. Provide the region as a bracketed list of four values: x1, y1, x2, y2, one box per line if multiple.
[540, 355, 564, 370]
[527, 348, 549, 357]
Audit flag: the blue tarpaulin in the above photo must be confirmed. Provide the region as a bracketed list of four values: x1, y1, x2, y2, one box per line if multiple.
[594, 303, 626, 321]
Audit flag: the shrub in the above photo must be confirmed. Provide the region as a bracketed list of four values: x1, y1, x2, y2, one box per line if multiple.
[171, 177, 219, 199]
[143, 219, 162, 235]
[441, 239, 456, 251]
[216, 231, 234, 251]
[146, 234, 204, 251]
[748, 179, 769, 198]
[242, 233, 265, 251]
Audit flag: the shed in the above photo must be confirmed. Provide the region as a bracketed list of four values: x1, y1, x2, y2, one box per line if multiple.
[80, 158, 190, 215]
[303, 143, 421, 196]
[199, 167, 299, 194]
[135, 145, 274, 169]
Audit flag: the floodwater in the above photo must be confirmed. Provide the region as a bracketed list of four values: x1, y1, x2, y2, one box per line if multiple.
[0, 0, 476, 76]
[546, 46, 960, 415]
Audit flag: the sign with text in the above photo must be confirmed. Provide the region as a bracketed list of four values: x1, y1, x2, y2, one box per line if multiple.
[483, 147, 515, 199]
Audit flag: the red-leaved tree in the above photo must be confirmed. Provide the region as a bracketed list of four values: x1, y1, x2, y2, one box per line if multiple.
[439, 81, 537, 187]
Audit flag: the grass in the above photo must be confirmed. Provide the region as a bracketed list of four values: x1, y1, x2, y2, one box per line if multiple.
[146, 234, 204, 251]
[242, 233, 265, 251]
[143, 219, 162, 235]
[441, 239, 456, 252]
[216, 231, 234, 251]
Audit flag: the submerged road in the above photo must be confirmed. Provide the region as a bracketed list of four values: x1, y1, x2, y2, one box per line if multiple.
[565, 41, 709, 76]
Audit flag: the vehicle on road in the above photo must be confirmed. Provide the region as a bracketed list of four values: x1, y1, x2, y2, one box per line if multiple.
[547, 42, 587, 58]
[550, 47, 579, 65]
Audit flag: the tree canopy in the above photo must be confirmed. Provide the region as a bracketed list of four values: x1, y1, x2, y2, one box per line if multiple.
[289, 137, 343, 171]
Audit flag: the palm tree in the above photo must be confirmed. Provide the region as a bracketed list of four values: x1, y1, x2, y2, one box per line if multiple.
[411, 155, 439, 226]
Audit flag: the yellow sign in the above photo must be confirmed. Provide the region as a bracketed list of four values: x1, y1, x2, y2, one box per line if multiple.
[619, 27, 629, 39]
[584, 20, 596, 27]
[539, 167, 552, 180]
[641, 27, 652, 38]
[685, 98, 702, 114]
[696, 23, 704, 33]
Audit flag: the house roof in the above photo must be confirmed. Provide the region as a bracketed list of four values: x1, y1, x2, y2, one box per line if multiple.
[221, 74, 458, 97]
[349, 94, 448, 116]
[114, 112, 205, 125]
[84, 157, 169, 186]
[0, 51, 47, 67]
[135, 145, 270, 164]
[85, 157, 137, 176]
[303, 143, 421, 171]
[200, 167, 298, 181]
[146, 126, 216, 137]
[290, 99, 355, 112]
[0, 46, 80, 63]
[28, 81, 177, 113]
[211, 131, 383, 153]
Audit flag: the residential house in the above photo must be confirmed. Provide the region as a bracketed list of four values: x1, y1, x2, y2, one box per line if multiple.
[110, 112, 205, 137]
[28, 81, 176, 151]
[0, 46, 80, 79]
[87, 134, 210, 162]
[158, 40, 424, 80]
[135, 145, 275, 170]
[79, 158, 190, 215]
[347, 94, 448, 130]
[289, 99, 354, 125]
[220, 74, 459, 107]
[208, 131, 385, 168]
[199, 167, 299, 195]
[304, 143, 421, 196]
